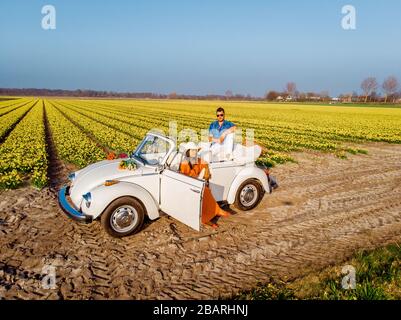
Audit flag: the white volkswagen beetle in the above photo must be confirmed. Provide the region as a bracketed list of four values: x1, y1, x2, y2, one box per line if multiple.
[59, 131, 274, 237]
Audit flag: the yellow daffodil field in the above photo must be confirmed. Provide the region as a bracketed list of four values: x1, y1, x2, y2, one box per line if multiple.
[1, 97, 401, 189]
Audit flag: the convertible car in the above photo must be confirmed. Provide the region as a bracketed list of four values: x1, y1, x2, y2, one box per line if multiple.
[58, 131, 274, 237]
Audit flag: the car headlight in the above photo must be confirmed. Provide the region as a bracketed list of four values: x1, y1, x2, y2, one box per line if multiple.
[82, 192, 92, 208]
[68, 172, 76, 182]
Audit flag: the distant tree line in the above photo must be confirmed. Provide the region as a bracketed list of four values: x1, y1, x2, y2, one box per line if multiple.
[265, 82, 332, 102]
[1, 76, 400, 103]
[265, 77, 401, 103]
[0, 88, 261, 101]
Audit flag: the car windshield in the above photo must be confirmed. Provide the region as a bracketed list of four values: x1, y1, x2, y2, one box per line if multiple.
[133, 135, 171, 166]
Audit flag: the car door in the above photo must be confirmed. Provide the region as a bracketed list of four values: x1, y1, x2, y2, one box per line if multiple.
[160, 169, 204, 231]
[208, 161, 240, 201]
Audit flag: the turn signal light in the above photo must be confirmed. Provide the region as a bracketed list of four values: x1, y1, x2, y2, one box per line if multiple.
[104, 180, 119, 186]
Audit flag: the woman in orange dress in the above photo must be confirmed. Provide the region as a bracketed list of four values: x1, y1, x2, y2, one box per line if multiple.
[179, 143, 230, 228]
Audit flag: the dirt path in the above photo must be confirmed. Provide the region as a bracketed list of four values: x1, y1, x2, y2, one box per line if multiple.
[43, 104, 71, 190]
[1, 143, 401, 299]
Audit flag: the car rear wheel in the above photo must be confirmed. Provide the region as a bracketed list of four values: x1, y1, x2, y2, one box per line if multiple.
[234, 179, 264, 211]
[101, 197, 145, 238]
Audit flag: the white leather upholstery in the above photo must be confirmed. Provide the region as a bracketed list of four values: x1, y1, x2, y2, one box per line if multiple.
[169, 152, 184, 172]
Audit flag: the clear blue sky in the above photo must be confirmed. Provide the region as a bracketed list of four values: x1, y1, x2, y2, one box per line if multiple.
[1, 0, 400, 96]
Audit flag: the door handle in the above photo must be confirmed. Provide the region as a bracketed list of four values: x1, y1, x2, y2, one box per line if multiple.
[190, 188, 201, 193]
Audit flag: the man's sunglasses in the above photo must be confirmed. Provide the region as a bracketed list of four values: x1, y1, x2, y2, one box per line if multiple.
[216, 113, 224, 117]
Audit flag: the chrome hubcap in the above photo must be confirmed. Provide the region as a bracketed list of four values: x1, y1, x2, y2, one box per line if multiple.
[240, 184, 258, 207]
[110, 205, 138, 233]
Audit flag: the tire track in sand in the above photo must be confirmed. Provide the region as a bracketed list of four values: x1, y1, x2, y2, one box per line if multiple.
[0, 142, 401, 299]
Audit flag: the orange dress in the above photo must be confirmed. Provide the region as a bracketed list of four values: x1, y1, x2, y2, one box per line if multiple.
[179, 158, 229, 224]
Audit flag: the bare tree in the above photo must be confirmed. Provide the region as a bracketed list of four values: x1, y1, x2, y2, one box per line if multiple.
[320, 91, 330, 101]
[168, 92, 177, 99]
[285, 82, 297, 97]
[225, 90, 233, 100]
[361, 77, 378, 103]
[382, 76, 399, 103]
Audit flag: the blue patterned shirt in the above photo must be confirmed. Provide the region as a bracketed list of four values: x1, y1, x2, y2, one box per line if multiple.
[209, 120, 235, 139]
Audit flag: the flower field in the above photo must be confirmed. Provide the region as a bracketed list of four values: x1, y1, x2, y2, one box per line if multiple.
[0, 99, 36, 141]
[0, 100, 47, 189]
[0, 97, 401, 189]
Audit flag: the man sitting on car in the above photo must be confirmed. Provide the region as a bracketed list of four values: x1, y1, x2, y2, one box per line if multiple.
[208, 107, 237, 160]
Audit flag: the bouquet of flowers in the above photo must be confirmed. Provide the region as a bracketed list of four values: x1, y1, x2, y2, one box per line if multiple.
[118, 158, 137, 171]
[107, 152, 129, 160]
[107, 152, 117, 160]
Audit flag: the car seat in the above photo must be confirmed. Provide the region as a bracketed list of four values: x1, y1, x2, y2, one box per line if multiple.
[168, 151, 184, 172]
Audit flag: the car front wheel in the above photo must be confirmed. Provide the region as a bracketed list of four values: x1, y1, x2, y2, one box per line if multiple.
[101, 197, 145, 238]
[234, 179, 264, 211]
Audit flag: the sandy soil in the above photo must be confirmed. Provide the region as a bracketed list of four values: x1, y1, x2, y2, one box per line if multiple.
[1, 142, 401, 300]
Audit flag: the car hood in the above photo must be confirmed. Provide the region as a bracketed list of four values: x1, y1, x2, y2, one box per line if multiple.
[69, 159, 156, 207]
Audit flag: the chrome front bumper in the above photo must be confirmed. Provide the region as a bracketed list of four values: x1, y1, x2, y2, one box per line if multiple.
[58, 186, 93, 223]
